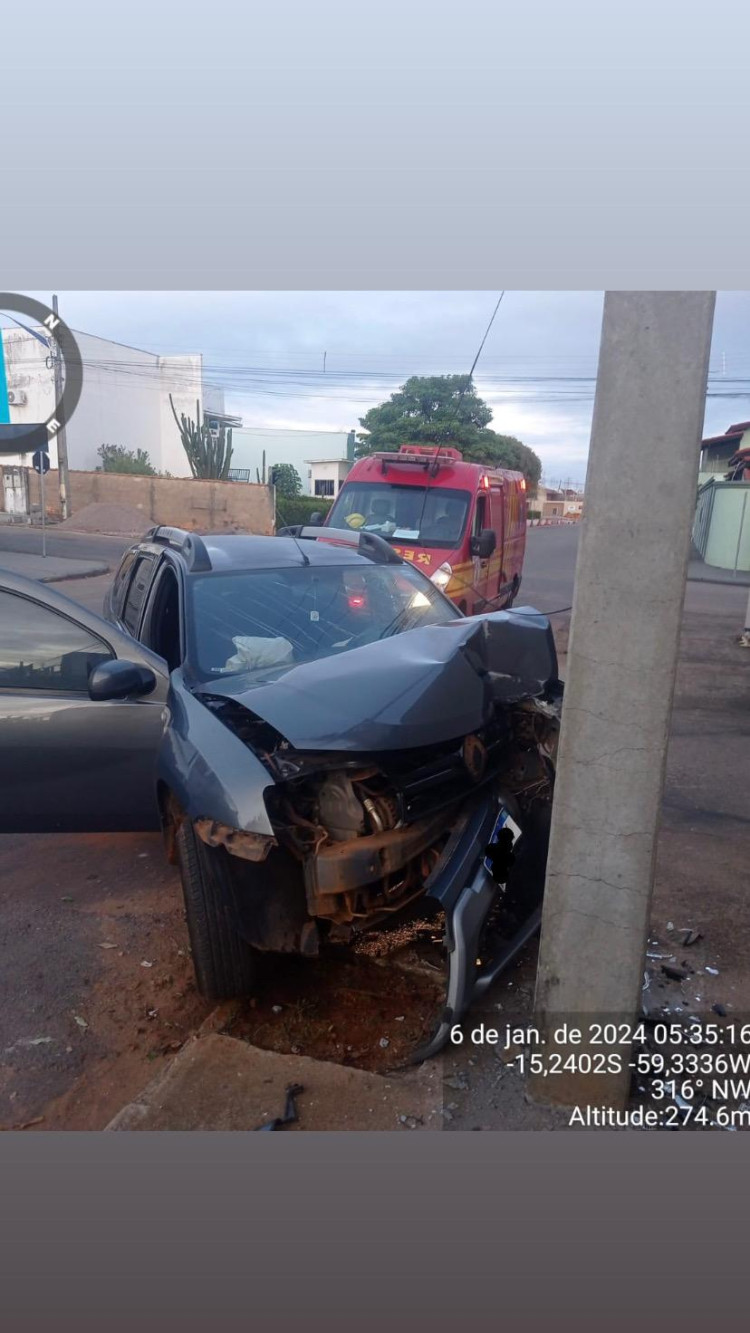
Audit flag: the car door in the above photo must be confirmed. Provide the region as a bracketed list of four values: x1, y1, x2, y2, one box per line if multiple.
[470, 491, 490, 607]
[0, 571, 169, 834]
[489, 483, 507, 602]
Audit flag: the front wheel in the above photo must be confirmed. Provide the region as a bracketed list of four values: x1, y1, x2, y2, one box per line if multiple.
[175, 819, 259, 1001]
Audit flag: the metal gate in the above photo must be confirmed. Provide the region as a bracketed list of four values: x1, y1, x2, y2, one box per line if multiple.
[1, 466, 29, 516]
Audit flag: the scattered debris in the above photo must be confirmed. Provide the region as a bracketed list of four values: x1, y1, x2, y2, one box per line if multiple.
[682, 929, 702, 947]
[73, 1016, 88, 1030]
[398, 1114, 423, 1129]
[140, 960, 154, 969]
[705, 966, 720, 976]
[98, 942, 118, 950]
[379, 1037, 390, 1049]
[4, 1036, 54, 1054]
[9, 1116, 45, 1131]
[667, 921, 674, 931]
[661, 963, 689, 982]
[255, 1083, 304, 1131]
[271, 1005, 283, 1014]
[713, 1003, 728, 1017]
[444, 1073, 469, 1092]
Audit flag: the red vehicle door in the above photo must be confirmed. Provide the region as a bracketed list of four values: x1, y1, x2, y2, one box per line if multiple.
[468, 489, 491, 611]
[488, 482, 506, 605]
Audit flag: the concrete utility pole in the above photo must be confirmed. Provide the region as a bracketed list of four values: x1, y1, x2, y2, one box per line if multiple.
[533, 292, 715, 1109]
[51, 295, 71, 520]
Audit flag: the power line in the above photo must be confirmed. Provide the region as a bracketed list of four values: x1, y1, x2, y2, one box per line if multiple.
[467, 292, 505, 380]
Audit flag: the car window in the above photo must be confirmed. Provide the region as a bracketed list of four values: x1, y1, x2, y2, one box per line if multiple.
[0, 590, 112, 692]
[122, 555, 156, 636]
[187, 561, 459, 682]
[111, 550, 137, 618]
[143, 566, 182, 671]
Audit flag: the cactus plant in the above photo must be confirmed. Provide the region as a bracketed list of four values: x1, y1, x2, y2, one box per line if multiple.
[169, 396, 234, 480]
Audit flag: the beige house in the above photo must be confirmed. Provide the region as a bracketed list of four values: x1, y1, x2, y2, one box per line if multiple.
[532, 484, 585, 520]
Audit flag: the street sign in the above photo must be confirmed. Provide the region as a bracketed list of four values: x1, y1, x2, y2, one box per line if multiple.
[31, 448, 50, 558]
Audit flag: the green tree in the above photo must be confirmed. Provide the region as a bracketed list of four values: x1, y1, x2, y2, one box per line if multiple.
[463, 431, 542, 490]
[97, 444, 157, 476]
[270, 462, 303, 498]
[356, 374, 541, 488]
[357, 375, 491, 454]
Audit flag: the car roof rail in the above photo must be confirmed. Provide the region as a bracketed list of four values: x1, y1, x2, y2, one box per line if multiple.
[143, 525, 212, 572]
[276, 525, 403, 566]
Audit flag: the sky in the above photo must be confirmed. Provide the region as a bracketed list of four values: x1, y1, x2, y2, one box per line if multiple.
[9, 291, 750, 487]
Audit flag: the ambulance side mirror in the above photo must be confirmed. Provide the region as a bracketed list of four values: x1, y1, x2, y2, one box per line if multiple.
[471, 528, 496, 559]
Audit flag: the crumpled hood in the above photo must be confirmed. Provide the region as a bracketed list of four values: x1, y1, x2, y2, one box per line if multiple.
[198, 608, 557, 753]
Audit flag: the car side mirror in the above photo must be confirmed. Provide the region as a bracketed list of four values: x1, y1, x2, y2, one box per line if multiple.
[471, 528, 496, 559]
[88, 659, 157, 701]
[309, 511, 323, 526]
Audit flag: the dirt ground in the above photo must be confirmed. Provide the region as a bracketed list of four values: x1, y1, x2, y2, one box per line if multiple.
[0, 832, 210, 1131]
[224, 923, 446, 1075]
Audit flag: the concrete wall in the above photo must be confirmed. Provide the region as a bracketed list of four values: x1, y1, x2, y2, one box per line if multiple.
[1, 329, 57, 463]
[157, 354, 204, 477]
[1, 328, 207, 478]
[229, 428, 353, 482]
[25, 469, 275, 535]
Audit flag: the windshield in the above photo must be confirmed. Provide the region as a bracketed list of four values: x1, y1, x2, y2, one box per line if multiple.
[328, 482, 472, 549]
[187, 561, 460, 683]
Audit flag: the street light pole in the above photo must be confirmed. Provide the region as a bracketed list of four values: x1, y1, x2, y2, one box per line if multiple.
[51, 295, 71, 520]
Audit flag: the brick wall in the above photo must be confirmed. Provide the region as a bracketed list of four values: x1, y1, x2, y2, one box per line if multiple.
[24, 469, 275, 534]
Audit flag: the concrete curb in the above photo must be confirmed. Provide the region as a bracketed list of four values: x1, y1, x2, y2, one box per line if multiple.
[105, 1031, 444, 1132]
[687, 568, 750, 588]
[37, 563, 110, 583]
[0, 553, 110, 583]
[527, 519, 580, 528]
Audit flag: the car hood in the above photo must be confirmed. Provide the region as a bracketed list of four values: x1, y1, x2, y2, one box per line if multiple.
[196, 608, 557, 753]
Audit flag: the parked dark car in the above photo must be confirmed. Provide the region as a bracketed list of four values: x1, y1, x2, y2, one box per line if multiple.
[0, 526, 561, 1049]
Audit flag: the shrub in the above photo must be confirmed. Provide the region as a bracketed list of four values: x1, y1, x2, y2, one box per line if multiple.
[274, 495, 333, 530]
[97, 444, 156, 476]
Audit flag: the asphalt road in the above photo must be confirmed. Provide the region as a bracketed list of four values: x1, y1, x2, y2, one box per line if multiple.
[0, 524, 131, 568]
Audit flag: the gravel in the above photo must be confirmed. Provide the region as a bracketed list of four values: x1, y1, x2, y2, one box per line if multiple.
[59, 502, 152, 536]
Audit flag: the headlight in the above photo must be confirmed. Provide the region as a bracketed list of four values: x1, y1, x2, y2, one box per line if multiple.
[431, 561, 452, 591]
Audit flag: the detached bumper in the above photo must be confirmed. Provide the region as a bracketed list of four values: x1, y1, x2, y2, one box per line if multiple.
[415, 790, 542, 1061]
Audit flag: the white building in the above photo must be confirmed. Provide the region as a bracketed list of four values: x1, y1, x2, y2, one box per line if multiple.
[227, 427, 355, 491]
[0, 325, 236, 484]
[305, 458, 352, 498]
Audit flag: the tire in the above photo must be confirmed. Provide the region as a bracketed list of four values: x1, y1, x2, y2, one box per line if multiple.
[175, 819, 259, 1000]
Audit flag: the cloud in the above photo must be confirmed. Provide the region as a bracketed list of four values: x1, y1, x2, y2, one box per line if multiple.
[13, 289, 750, 483]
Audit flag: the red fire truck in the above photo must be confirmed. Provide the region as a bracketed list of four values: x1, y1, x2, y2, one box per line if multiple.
[324, 445, 527, 614]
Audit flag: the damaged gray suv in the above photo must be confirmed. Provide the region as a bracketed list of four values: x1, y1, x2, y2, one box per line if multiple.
[0, 525, 561, 1051]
